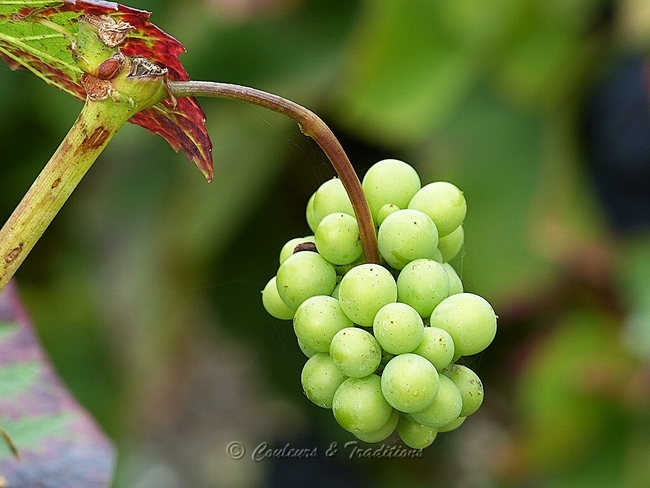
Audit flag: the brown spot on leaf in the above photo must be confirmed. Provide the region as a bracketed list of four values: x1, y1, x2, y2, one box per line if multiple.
[51, 178, 61, 189]
[13, 7, 38, 20]
[5, 243, 23, 264]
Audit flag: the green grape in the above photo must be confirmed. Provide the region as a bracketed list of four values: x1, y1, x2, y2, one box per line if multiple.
[335, 257, 362, 277]
[381, 353, 439, 413]
[397, 258, 450, 318]
[298, 339, 317, 358]
[331, 283, 341, 300]
[410, 374, 462, 428]
[312, 178, 354, 224]
[408, 182, 466, 237]
[362, 159, 421, 221]
[306, 192, 319, 233]
[279, 235, 315, 265]
[430, 293, 497, 357]
[378, 350, 395, 375]
[315, 213, 362, 265]
[437, 415, 466, 433]
[262, 276, 295, 320]
[373, 302, 424, 354]
[338, 264, 397, 326]
[276, 251, 337, 309]
[332, 375, 393, 435]
[330, 327, 382, 378]
[437, 224, 464, 262]
[301, 353, 348, 408]
[432, 248, 444, 263]
[293, 295, 353, 353]
[355, 408, 399, 443]
[412, 327, 455, 371]
[443, 263, 463, 295]
[376, 203, 400, 226]
[397, 415, 437, 449]
[378, 209, 439, 270]
[444, 365, 484, 417]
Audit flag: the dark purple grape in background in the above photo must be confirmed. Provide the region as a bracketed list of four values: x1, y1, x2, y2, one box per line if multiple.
[583, 53, 650, 233]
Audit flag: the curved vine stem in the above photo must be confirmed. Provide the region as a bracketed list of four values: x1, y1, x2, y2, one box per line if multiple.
[168, 80, 380, 265]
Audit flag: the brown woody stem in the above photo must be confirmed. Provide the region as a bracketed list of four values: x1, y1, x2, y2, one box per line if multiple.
[169, 80, 379, 264]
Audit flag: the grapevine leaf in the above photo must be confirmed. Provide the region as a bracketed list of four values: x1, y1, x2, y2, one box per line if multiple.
[0, 0, 213, 180]
[0, 281, 115, 488]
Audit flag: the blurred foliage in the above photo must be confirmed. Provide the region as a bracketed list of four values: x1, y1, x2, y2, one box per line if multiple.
[2, 0, 650, 487]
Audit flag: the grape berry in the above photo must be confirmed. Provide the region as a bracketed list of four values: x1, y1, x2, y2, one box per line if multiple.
[261, 159, 497, 449]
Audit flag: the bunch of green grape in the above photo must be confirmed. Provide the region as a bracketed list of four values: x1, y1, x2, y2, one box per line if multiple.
[261, 159, 497, 449]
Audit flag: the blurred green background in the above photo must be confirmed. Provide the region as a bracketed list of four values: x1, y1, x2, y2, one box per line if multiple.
[2, 0, 650, 486]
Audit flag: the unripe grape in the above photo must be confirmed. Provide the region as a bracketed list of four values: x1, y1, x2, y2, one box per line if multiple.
[306, 192, 319, 233]
[381, 353, 439, 413]
[437, 225, 464, 262]
[373, 302, 424, 354]
[301, 353, 348, 408]
[432, 248, 444, 263]
[355, 408, 399, 443]
[293, 295, 353, 353]
[312, 178, 354, 224]
[397, 258, 450, 318]
[338, 264, 397, 326]
[279, 236, 315, 265]
[276, 251, 337, 309]
[330, 327, 382, 378]
[412, 326, 455, 371]
[335, 258, 362, 277]
[397, 415, 437, 449]
[443, 263, 464, 295]
[378, 209, 439, 270]
[430, 293, 497, 357]
[437, 415, 466, 433]
[444, 365, 484, 417]
[332, 375, 393, 435]
[315, 213, 362, 265]
[262, 276, 295, 320]
[298, 339, 317, 358]
[379, 350, 396, 373]
[362, 159, 421, 221]
[331, 283, 341, 300]
[376, 203, 400, 226]
[408, 181, 466, 237]
[410, 374, 462, 428]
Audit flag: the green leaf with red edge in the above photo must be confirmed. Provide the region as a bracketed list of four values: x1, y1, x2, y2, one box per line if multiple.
[0, 281, 115, 488]
[0, 0, 213, 180]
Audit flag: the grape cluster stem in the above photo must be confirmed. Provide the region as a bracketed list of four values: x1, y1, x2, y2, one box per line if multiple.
[168, 81, 380, 265]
